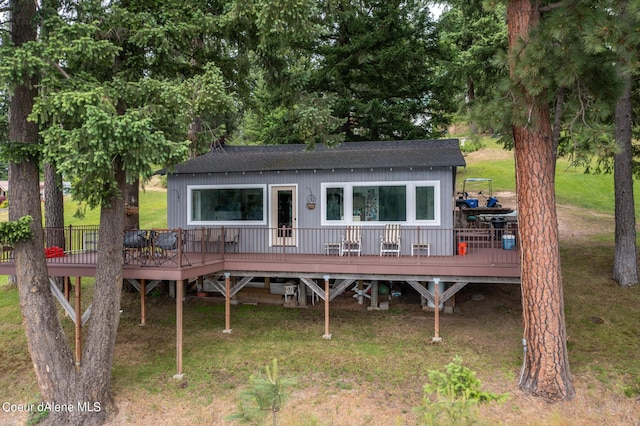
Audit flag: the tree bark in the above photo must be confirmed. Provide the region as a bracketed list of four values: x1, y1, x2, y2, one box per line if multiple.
[551, 87, 564, 170]
[611, 3, 637, 288]
[123, 179, 139, 230]
[10, 1, 124, 423]
[508, 0, 575, 401]
[44, 163, 65, 290]
[70, 168, 126, 424]
[44, 163, 65, 245]
[612, 74, 637, 287]
[9, 0, 77, 417]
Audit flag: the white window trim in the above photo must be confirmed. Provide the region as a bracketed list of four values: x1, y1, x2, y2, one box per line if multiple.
[320, 181, 441, 226]
[187, 184, 268, 226]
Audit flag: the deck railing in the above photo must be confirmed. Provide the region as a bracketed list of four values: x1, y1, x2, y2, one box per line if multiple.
[0, 224, 519, 268]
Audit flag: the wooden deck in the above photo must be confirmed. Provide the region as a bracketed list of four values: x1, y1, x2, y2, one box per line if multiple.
[0, 225, 520, 284]
[0, 247, 520, 284]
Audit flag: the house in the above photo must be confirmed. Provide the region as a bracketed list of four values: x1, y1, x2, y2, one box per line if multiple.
[0, 139, 520, 378]
[165, 139, 466, 256]
[0, 180, 70, 201]
[0, 181, 8, 202]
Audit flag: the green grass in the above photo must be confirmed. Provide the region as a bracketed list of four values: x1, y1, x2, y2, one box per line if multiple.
[63, 190, 167, 228]
[458, 137, 637, 215]
[0, 188, 167, 227]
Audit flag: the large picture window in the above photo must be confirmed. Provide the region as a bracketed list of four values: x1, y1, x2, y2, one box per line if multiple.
[188, 185, 266, 225]
[322, 181, 439, 225]
[352, 185, 406, 221]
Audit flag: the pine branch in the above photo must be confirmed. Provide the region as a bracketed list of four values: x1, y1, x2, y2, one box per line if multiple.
[539, 2, 566, 14]
[51, 61, 71, 80]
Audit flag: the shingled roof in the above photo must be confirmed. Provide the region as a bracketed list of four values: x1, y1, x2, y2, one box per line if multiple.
[167, 139, 465, 175]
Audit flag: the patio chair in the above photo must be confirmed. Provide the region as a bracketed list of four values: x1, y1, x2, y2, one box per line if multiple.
[154, 231, 177, 263]
[224, 228, 240, 252]
[380, 224, 401, 256]
[209, 227, 240, 253]
[185, 228, 208, 253]
[155, 230, 189, 265]
[123, 230, 152, 265]
[340, 225, 362, 256]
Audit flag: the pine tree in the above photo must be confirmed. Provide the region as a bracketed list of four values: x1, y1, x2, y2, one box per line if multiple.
[506, 0, 575, 401]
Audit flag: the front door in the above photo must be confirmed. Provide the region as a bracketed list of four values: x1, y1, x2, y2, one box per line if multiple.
[270, 185, 297, 246]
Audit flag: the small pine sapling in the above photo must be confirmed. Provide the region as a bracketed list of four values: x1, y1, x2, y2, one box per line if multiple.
[414, 356, 509, 426]
[227, 358, 296, 426]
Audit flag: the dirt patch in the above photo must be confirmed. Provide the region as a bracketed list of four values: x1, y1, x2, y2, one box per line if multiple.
[464, 145, 514, 162]
[489, 190, 615, 243]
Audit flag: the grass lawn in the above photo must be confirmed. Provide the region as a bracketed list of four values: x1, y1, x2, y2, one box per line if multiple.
[458, 137, 638, 216]
[1, 144, 640, 425]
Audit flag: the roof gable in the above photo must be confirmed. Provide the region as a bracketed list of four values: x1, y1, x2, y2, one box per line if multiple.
[168, 139, 465, 175]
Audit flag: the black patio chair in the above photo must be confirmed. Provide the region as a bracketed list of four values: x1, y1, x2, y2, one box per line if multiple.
[123, 230, 152, 265]
[155, 230, 189, 265]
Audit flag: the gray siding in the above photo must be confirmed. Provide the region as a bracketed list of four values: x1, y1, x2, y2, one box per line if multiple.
[168, 167, 455, 227]
[167, 167, 455, 255]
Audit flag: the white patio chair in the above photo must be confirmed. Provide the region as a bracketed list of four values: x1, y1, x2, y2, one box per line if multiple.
[380, 224, 401, 256]
[340, 225, 362, 256]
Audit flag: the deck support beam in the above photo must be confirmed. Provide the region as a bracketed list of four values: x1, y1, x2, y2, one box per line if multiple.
[75, 277, 82, 366]
[432, 278, 442, 343]
[49, 277, 92, 326]
[223, 272, 232, 333]
[322, 275, 331, 339]
[406, 280, 469, 307]
[300, 277, 355, 302]
[124, 278, 162, 325]
[174, 279, 185, 379]
[125, 278, 162, 295]
[204, 274, 253, 299]
[140, 279, 146, 326]
[300, 277, 323, 301]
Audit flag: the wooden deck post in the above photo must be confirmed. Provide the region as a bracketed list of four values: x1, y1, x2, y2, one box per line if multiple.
[75, 277, 82, 367]
[223, 272, 232, 334]
[174, 279, 185, 379]
[140, 279, 146, 326]
[64, 276, 70, 301]
[322, 275, 331, 339]
[432, 278, 442, 343]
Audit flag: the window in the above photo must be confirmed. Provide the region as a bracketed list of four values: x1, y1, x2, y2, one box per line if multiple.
[415, 186, 435, 220]
[322, 181, 439, 225]
[188, 185, 266, 225]
[352, 185, 406, 221]
[325, 187, 344, 220]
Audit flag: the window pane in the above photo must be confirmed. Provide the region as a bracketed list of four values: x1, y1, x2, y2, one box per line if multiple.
[325, 188, 344, 221]
[191, 188, 264, 221]
[353, 185, 406, 221]
[416, 186, 435, 220]
[379, 186, 406, 221]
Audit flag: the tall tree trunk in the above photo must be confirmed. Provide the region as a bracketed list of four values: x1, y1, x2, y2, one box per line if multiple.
[10, 2, 124, 423]
[70, 168, 126, 424]
[9, 0, 77, 417]
[508, 0, 575, 401]
[612, 72, 637, 287]
[611, 2, 637, 288]
[44, 163, 65, 290]
[44, 163, 65, 246]
[39, 169, 125, 426]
